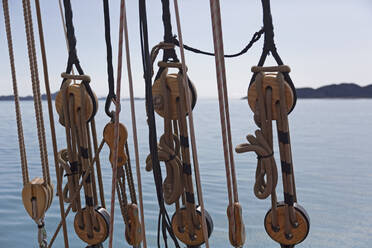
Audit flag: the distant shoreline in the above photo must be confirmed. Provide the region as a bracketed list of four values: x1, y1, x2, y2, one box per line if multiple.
[241, 83, 372, 99]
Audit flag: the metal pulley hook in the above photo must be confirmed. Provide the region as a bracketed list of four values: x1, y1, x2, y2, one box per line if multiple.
[37, 219, 48, 248]
[105, 94, 117, 120]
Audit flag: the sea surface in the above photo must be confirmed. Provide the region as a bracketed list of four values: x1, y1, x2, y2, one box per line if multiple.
[0, 99, 371, 248]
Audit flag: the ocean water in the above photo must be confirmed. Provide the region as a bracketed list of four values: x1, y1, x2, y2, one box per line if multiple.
[0, 99, 371, 248]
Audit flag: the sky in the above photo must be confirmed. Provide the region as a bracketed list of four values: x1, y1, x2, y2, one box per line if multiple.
[0, 0, 371, 98]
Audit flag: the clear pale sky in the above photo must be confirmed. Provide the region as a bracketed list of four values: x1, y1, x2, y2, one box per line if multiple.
[0, 0, 371, 98]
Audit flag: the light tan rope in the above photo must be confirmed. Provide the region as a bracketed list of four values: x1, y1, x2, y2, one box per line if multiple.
[173, 1, 209, 246]
[34, 0, 69, 245]
[2, 0, 29, 186]
[108, 0, 126, 246]
[22, 0, 50, 185]
[214, 0, 239, 203]
[208, 0, 236, 207]
[122, 0, 147, 245]
[91, 119, 106, 208]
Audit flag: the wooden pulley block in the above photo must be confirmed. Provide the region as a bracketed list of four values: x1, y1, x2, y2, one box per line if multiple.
[74, 207, 110, 245]
[152, 73, 197, 120]
[247, 73, 294, 120]
[171, 206, 214, 246]
[55, 81, 97, 126]
[227, 202, 246, 247]
[22, 177, 49, 221]
[264, 202, 310, 246]
[125, 203, 143, 246]
[103, 122, 128, 167]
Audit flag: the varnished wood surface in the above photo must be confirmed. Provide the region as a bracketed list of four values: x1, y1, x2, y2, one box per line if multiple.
[125, 203, 143, 246]
[171, 207, 213, 247]
[251, 65, 291, 73]
[264, 203, 310, 246]
[74, 207, 110, 245]
[22, 177, 48, 221]
[103, 122, 128, 167]
[248, 73, 294, 120]
[227, 203, 246, 247]
[55, 83, 94, 125]
[152, 73, 188, 120]
[152, 73, 198, 120]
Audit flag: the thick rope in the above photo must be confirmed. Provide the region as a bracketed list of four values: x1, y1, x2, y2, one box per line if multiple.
[121, 0, 147, 245]
[173, 1, 210, 246]
[2, 0, 29, 186]
[22, 0, 50, 185]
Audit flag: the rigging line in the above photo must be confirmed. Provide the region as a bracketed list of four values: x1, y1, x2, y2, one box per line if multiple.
[173, 1, 210, 247]
[138, 0, 180, 247]
[108, 0, 126, 246]
[57, 0, 77, 84]
[122, 0, 147, 245]
[173, 28, 264, 58]
[34, 0, 69, 246]
[23, 0, 50, 184]
[210, 0, 239, 202]
[2, 0, 29, 186]
[208, 0, 233, 206]
[103, 0, 116, 119]
[160, 0, 178, 62]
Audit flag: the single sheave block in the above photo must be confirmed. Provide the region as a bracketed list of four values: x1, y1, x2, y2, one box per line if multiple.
[74, 207, 110, 245]
[248, 73, 294, 120]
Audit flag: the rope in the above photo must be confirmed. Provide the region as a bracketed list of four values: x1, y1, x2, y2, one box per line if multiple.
[91, 120, 106, 208]
[121, 0, 147, 244]
[108, 0, 126, 246]
[2, 0, 29, 186]
[34, 0, 69, 245]
[173, 1, 209, 246]
[173, 28, 264, 58]
[208, 0, 240, 207]
[139, 0, 180, 247]
[103, 0, 116, 119]
[160, 0, 178, 62]
[22, 0, 50, 185]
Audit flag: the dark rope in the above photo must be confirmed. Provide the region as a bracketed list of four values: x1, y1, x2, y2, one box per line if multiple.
[249, 0, 297, 113]
[160, 0, 178, 62]
[102, 0, 116, 119]
[61, 0, 97, 121]
[138, 1, 180, 247]
[173, 27, 264, 58]
[155, 0, 179, 80]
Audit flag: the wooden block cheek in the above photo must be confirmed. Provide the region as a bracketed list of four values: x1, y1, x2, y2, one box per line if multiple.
[74, 207, 110, 245]
[55, 83, 94, 125]
[264, 203, 310, 246]
[247, 74, 294, 120]
[22, 178, 49, 221]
